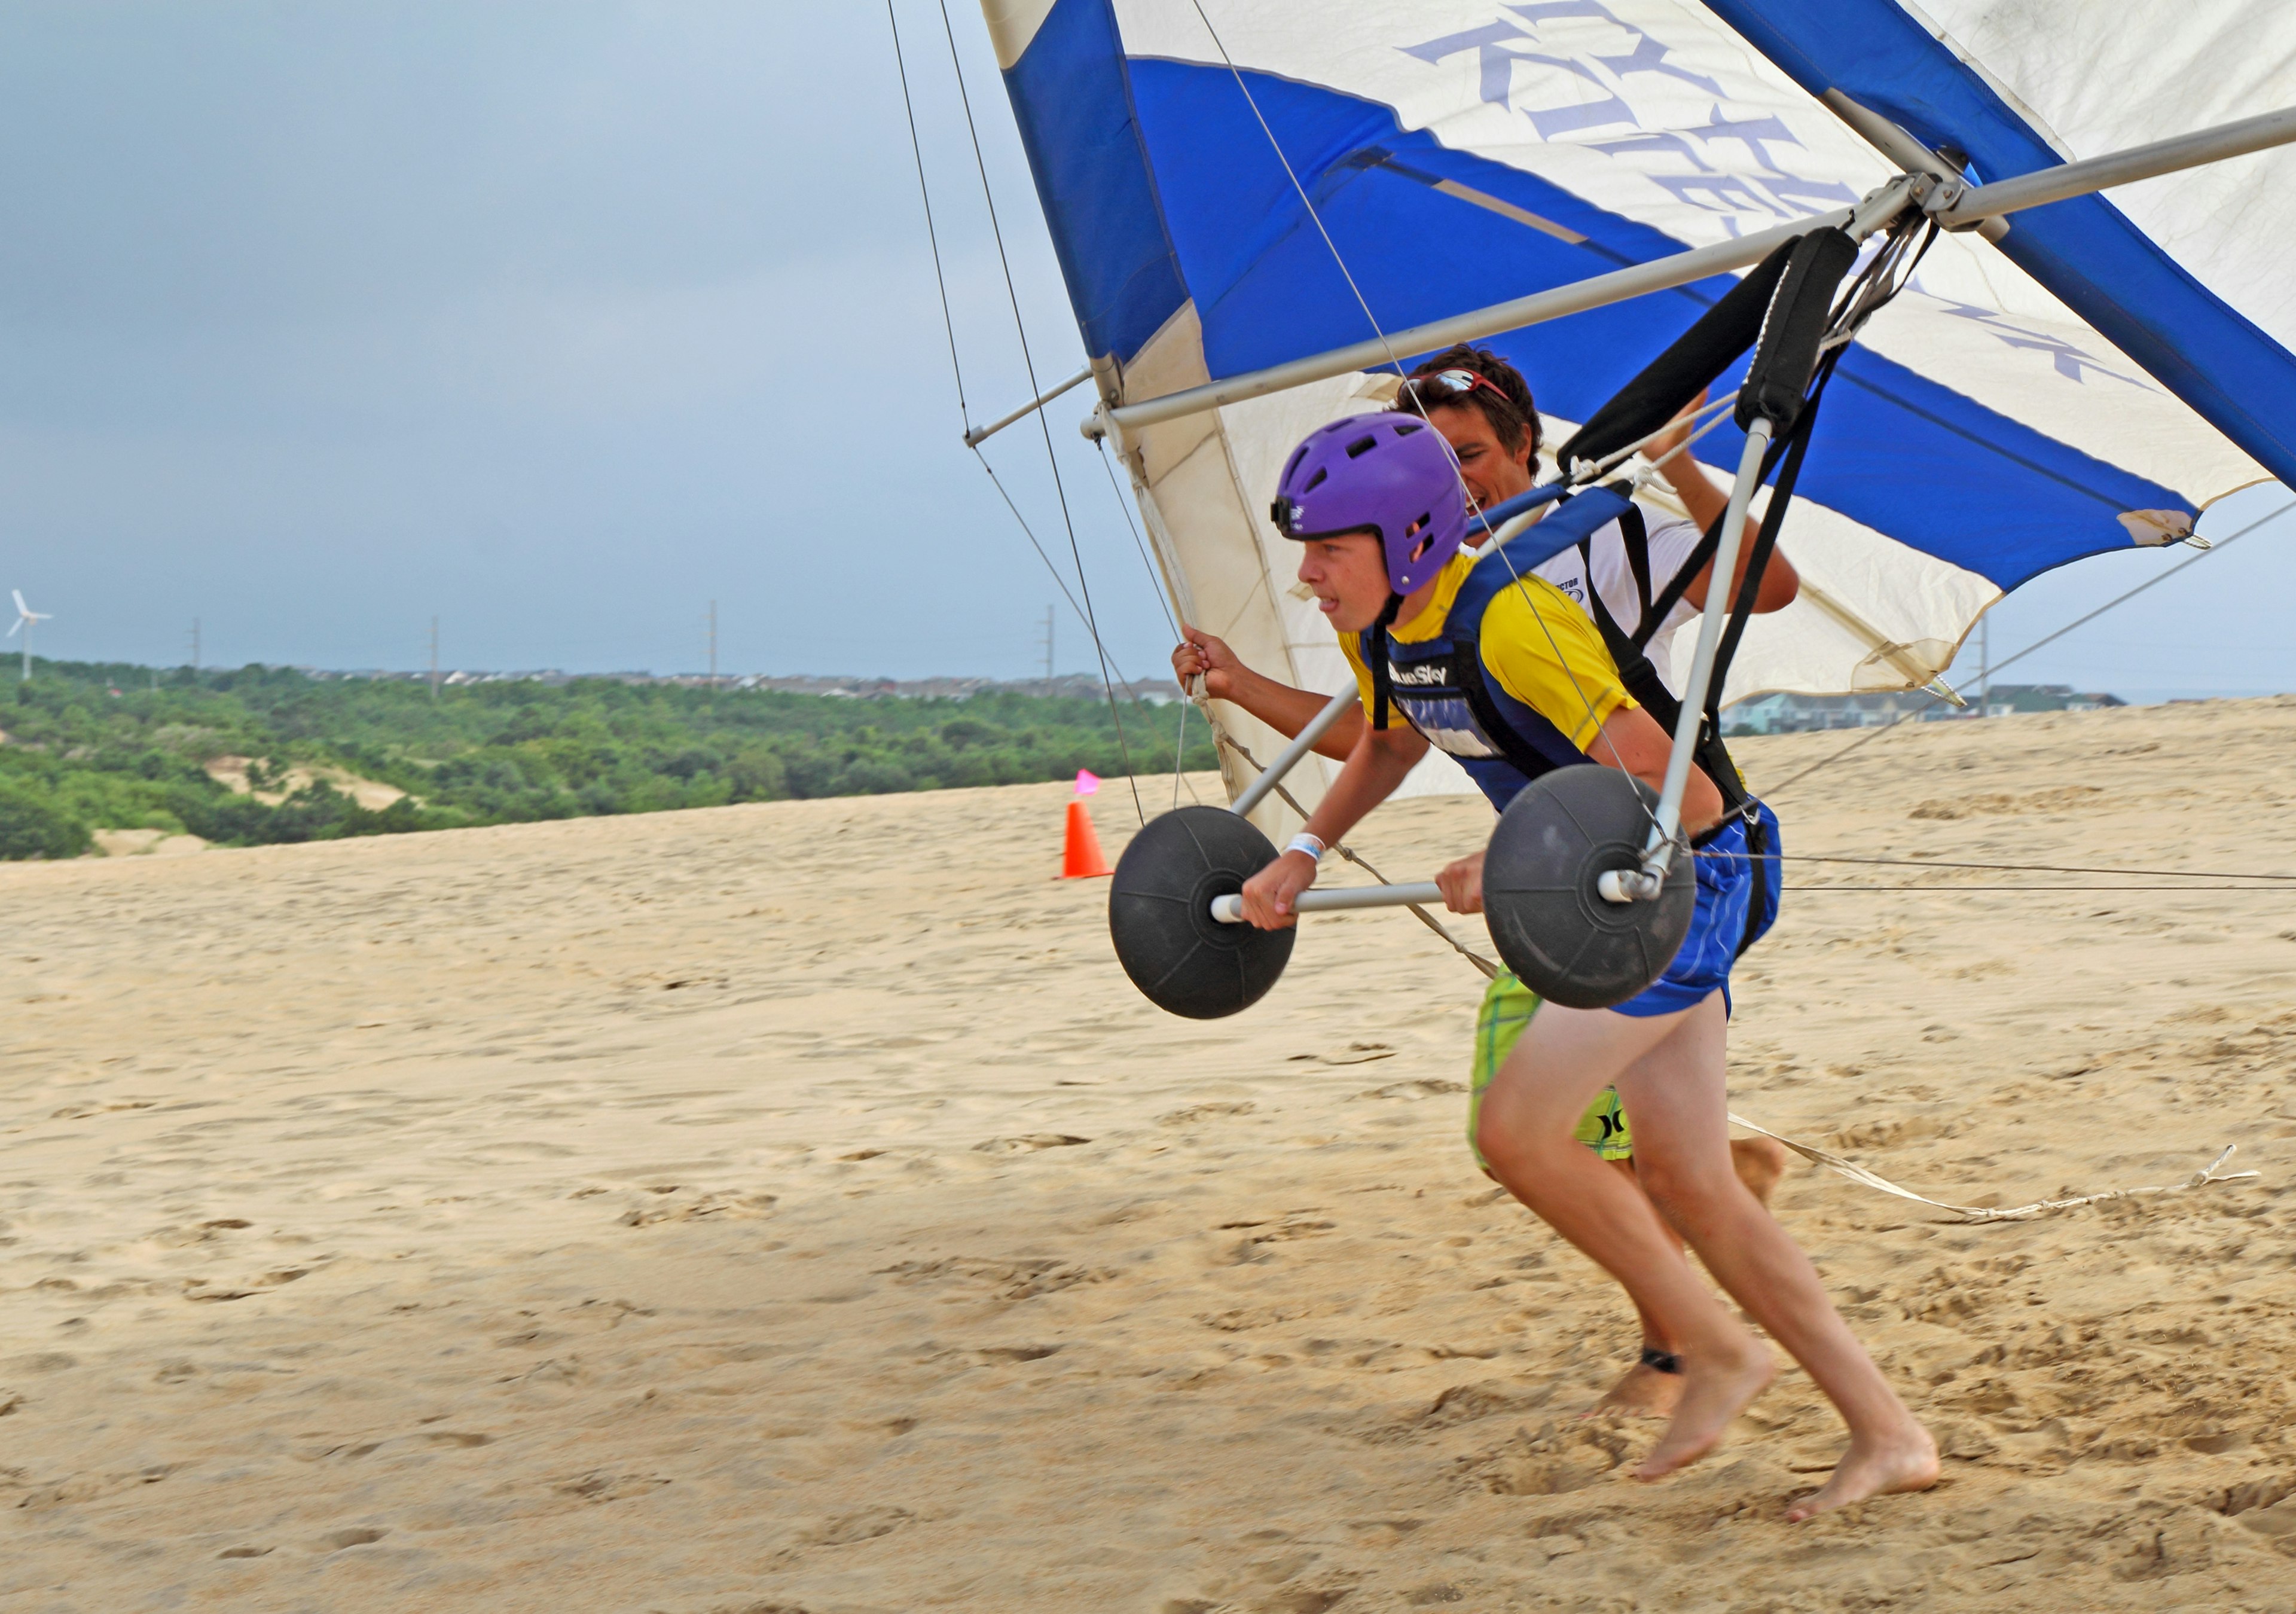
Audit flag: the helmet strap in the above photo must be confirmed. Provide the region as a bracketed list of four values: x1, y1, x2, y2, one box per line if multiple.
[1367, 591, 1404, 731]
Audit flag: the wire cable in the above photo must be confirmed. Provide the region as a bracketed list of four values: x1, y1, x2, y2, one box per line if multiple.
[1950, 497, 2296, 696]
[933, 0, 1146, 822]
[886, 0, 969, 432]
[1759, 707, 1929, 798]
[1096, 440, 1179, 640]
[1702, 849, 2296, 881]
[1759, 495, 2296, 803]
[1181, 1, 1649, 804]
[1785, 883, 2296, 893]
[1185, 2, 1409, 382]
[887, 0, 1160, 754]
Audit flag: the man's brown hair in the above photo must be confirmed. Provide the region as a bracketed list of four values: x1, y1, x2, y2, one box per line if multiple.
[1403, 343, 1541, 459]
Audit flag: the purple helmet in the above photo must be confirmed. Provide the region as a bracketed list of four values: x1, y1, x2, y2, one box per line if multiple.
[1269, 414, 1468, 596]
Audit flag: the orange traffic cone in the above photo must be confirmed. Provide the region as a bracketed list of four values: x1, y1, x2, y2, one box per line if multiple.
[1061, 798, 1112, 878]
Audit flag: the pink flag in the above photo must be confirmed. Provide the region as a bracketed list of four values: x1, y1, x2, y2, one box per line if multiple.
[1074, 769, 1101, 796]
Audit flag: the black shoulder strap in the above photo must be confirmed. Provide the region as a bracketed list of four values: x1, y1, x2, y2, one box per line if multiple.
[1576, 556, 1681, 734]
[1619, 502, 1654, 627]
[1363, 592, 1405, 731]
[1706, 370, 1828, 725]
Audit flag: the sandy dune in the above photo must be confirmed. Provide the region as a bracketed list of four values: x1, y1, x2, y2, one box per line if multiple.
[5, 698, 2296, 1611]
[204, 756, 408, 811]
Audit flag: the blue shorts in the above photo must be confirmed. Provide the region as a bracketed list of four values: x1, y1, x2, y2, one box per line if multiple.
[1611, 806, 1780, 1018]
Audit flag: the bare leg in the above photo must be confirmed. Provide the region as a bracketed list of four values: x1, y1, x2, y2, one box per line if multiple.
[1474, 1004, 1775, 1475]
[1589, 1156, 1686, 1420]
[1730, 1136, 1790, 1205]
[1592, 1136, 1790, 1418]
[1608, 997, 1937, 1517]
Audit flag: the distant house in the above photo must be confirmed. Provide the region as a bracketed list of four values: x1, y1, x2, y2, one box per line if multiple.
[1724, 683, 2123, 735]
[1724, 690, 1937, 734]
[1979, 682, 2127, 716]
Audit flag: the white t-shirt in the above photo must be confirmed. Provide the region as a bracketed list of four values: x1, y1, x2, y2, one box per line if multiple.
[1529, 504, 1704, 693]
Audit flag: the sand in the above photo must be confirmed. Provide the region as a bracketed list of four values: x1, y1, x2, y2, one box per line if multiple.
[203, 756, 408, 812]
[5, 697, 2296, 1612]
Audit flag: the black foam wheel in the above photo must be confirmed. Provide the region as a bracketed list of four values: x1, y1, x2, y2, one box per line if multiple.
[1482, 767, 1694, 1009]
[1109, 806, 1296, 1019]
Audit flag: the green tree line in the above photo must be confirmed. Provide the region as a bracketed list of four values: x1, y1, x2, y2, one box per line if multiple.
[0, 660, 1212, 859]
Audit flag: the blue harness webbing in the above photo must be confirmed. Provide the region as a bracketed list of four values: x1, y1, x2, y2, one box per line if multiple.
[1358, 485, 1636, 814]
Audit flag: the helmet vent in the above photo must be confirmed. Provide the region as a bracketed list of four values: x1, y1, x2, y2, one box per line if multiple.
[1303, 466, 1327, 492]
[1345, 434, 1379, 459]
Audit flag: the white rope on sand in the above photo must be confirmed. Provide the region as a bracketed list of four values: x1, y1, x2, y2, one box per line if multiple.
[1192, 703, 2263, 1224]
[1728, 1117, 2258, 1223]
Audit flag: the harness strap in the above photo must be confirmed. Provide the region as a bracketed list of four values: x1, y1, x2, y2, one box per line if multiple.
[1708, 350, 1836, 711]
[1621, 503, 1654, 625]
[1450, 631, 1592, 785]
[1572, 510, 1751, 825]
[1365, 593, 1404, 731]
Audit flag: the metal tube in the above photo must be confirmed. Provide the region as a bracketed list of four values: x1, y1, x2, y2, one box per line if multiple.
[1933, 105, 2296, 228]
[1106, 208, 1857, 434]
[1821, 90, 2009, 243]
[1635, 419, 1774, 883]
[1210, 882, 1444, 923]
[1228, 687, 1358, 817]
[963, 365, 1094, 447]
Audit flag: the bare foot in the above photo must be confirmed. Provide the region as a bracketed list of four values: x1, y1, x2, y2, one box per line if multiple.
[1784, 1421, 1940, 1521]
[1730, 1136, 1790, 1206]
[1583, 1356, 1684, 1420]
[1634, 1338, 1774, 1481]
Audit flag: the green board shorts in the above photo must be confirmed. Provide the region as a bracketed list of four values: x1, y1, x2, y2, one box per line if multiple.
[1467, 969, 1632, 1178]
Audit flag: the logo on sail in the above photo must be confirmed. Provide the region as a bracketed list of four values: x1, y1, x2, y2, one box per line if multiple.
[1399, 2, 1856, 224]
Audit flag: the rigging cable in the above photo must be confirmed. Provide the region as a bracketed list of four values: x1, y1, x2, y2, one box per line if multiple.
[1762, 494, 2296, 801]
[888, 4, 1086, 651]
[1181, 0, 1653, 803]
[1095, 440, 1180, 640]
[1781, 883, 2296, 892]
[1951, 496, 2296, 696]
[1186, 1, 1410, 383]
[925, 0, 1147, 821]
[887, 0, 970, 432]
[1773, 852, 2296, 881]
[1089, 441, 1200, 806]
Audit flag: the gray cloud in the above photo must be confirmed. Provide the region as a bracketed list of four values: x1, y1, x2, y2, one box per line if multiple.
[0, 2, 2284, 698]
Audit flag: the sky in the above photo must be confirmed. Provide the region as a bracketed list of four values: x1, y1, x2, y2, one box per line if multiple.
[0, 2, 2291, 695]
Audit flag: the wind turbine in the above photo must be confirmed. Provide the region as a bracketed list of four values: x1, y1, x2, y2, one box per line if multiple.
[10, 590, 51, 682]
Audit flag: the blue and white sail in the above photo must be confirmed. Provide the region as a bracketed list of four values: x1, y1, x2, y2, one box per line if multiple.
[981, 0, 2295, 814]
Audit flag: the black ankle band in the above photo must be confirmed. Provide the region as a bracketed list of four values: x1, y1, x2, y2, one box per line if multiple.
[1639, 1347, 1683, 1375]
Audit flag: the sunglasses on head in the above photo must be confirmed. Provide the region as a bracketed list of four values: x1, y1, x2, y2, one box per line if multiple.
[1403, 367, 1518, 411]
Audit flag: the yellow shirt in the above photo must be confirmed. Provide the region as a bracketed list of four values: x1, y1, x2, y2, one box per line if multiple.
[1337, 551, 1632, 750]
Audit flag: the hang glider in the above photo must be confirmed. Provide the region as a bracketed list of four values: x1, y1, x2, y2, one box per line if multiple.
[973, 0, 2296, 825]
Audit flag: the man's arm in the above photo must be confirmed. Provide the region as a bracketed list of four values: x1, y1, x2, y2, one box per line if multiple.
[1234, 720, 1427, 928]
[1173, 625, 1366, 759]
[1650, 398, 1800, 614]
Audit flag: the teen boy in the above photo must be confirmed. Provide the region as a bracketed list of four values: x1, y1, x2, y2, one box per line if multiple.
[1232, 411, 1935, 1518]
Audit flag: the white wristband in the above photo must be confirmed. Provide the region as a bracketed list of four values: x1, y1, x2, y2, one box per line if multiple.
[1285, 832, 1327, 862]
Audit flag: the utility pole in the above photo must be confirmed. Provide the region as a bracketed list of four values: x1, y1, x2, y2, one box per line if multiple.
[429, 617, 441, 701]
[1041, 604, 1055, 682]
[189, 617, 200, 676]
[708, 599, 719, 692]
